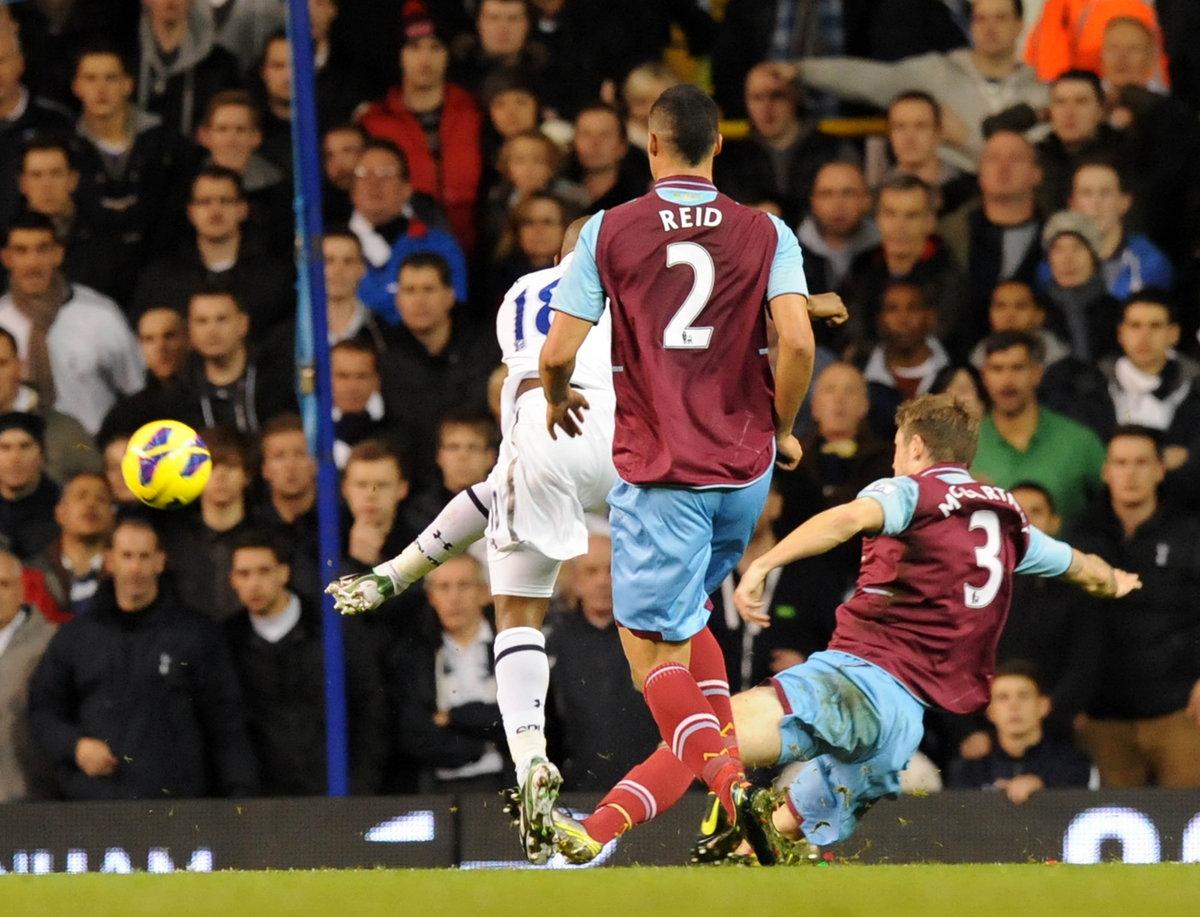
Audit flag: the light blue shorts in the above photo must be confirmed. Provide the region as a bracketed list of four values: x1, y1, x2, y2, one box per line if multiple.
[608, 470, 771, 642]
[770, 650, 926, 847]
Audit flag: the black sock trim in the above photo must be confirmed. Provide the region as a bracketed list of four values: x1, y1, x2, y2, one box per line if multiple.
[494, 643, 548, 664]
[466, 484, 489, 518]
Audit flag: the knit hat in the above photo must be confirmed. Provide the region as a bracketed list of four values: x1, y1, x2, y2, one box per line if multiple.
[0, 411, 45, 446]
[1041, 210, 1103, 256]
[401, 1, 448, 48]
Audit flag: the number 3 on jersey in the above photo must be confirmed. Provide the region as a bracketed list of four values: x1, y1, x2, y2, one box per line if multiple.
[965, 509, 1003, 609]
[663, 241, 715, 350]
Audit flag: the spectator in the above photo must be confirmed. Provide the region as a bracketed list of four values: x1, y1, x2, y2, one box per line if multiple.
[784, 0, 1044, 171]
[249, 33, 292, 179]
[1057, 160, 1174, 300]
[941, 130, 1045, 343]
[160, 425, 254, 620]
[205, 0, 284, 76]
[1040, 209, 1122, 362]
[1070, 426, 1200, 787]
[331, 340, 394, 469]
[0, 24, 72, 230]
[1025, 0, 1166, 84]
[98, 306, 192, 443]
[6, 0, 141, 112]
[307, 0, 369, 129]
[99, 430, 138, 507]
[389, 552, 506, 794]
[968, 279, 1071, 370]
[340, 438, 418, 576]
[346, 139, 468, 317]
[0, 412, 60, 561]
[251, 413, 319, 606]
[930, 362, 989, 422]
[882, 91, 977, 216]
[1097, 293, 1200, 460]
[195, 89, 290, 257]
[323, 229, 388, 351]
[860, 282, 951, 401]
[567, 102, 651, 214]
[796, 160, 878, 293]
[973, 330, 1106, 522]
[946, 660, 1093, 801]
[477, 69, 542, 186]
[131, 166, 294, 337]
[0, 547, 56, 801]
[841, 174, 965, 354]
[1035, 70, 1125, 217]
[71, 40, 198, 269]
[621, 62, 679, 152]
[449, 0, 547, 98]
[713, 61, 851, 226]
[482, 131, 582, 268]
[0, 324, 101, 483]
[27, 516, 259, 799]
[378, 252, 498, 484]
[487, 190, 571, 312]
[774, 362, 894, 583]
[133, 0, 241, 138]
[18, 133, 127, 300]
[0, 212, 142, 434]
[358, 2, 483, 254]
[28, 471, 113, 616]
[224, 530, 387, 795]
[167, 287, 297, 435]
[321, 122, 365, 225]
[1100, 16, 1200, 268]
[523, 0, 603, 121]
[408, 411, 498, 536]
[547, 528, 661, 790]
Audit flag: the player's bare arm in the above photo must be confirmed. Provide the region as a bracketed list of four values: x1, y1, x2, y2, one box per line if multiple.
[768, 291, 816, 471]
[540, 310, 594, 439]
[807, 291, 849, 326]
[735, 496, 885, 625]
[1061, 548, 1142, 599]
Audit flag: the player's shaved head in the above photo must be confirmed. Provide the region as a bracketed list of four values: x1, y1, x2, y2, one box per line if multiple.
[560, 216, 589, 257]
[649, 84, 719, 166]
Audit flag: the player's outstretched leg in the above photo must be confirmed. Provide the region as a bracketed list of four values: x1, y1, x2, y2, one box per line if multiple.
[326, 482, 490, 614]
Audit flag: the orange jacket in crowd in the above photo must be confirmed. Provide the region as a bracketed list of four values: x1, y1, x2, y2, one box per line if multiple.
[1024, 0, 1169, 85]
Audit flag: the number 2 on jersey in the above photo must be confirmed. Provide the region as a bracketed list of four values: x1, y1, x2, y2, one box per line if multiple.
[964, 509, 1003, 609]
[662, 241, 715, 349]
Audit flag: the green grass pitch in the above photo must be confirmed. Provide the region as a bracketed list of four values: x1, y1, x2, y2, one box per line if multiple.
[1, 864, 1197, 917]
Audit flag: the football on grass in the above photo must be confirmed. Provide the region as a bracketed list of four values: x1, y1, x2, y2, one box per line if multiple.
[121, 420, 212, 509]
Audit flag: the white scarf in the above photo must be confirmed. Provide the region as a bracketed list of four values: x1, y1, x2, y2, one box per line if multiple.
[1111, 356, 1189, 430]
[348, 211, 394, 268]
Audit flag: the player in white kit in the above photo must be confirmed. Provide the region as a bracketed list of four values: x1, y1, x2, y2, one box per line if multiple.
[327, 220, 616, 864]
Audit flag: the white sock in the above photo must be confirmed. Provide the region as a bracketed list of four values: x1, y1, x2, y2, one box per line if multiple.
[374, 482, 491, 587]
[493, 626, 549, 783]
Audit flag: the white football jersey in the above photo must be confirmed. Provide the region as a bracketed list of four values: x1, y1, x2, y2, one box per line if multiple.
[494, 252, 613, 435]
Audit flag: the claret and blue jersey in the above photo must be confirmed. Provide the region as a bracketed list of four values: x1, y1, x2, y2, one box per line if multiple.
[830, 464, 1074, 714]
[551, 176, 809, 489]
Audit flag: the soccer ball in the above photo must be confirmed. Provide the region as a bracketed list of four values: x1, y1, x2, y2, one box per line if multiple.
[121, 420, 213, 509]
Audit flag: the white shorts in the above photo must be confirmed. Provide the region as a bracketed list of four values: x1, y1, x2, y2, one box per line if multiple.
[486, 387, 616, 598]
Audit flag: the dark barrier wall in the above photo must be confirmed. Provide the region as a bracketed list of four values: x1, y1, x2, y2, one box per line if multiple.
[2, 791, 1198, 873]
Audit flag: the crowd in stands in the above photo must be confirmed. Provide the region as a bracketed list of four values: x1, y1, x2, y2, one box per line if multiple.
[1, 0, 1199, 808]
